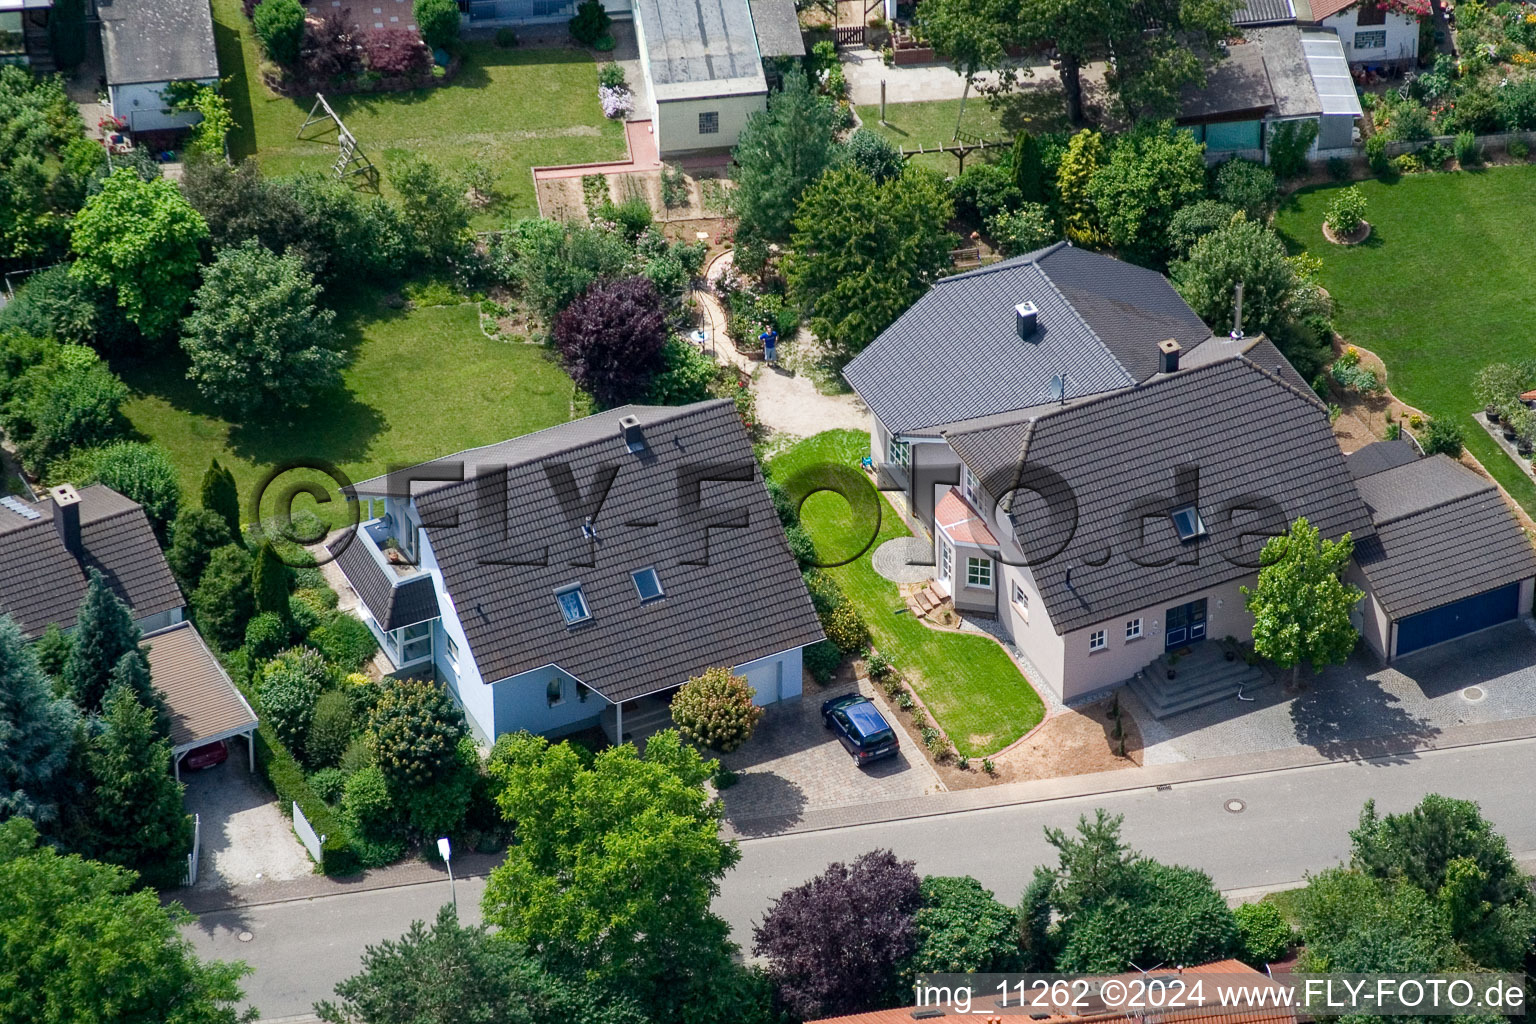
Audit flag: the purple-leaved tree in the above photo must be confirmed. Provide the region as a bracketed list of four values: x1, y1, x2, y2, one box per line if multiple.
[553, 275, 667, 408]
[752, 848, 922, 1020]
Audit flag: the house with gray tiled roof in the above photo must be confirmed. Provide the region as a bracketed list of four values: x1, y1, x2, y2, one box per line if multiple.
[844, 248, 1536, 707]
[334, 399, 823, 744]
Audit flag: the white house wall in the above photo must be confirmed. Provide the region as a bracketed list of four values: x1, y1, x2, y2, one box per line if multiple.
[110, 79, 214, 133]
[415, 524, 498, 744]
[734, 645, 804, 705]
[654, 93, 764, 156]
[1322, 7, 1417, 66]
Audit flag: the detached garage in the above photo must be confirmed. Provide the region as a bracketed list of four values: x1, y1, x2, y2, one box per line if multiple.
[1348, 443, 1536, 661]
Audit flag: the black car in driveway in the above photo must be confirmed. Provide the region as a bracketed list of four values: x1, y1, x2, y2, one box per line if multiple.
[821, 694, 900, 766]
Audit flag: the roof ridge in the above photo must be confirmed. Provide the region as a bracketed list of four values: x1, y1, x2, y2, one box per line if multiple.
[1238, 342, 1326, 408]
[405, 399, 732, 496]
[931, 240, 1072, 285]
[1027, 260, 1135, 385]
[1367, 463, 1495, 526]
[1028, 346, 1245, 426]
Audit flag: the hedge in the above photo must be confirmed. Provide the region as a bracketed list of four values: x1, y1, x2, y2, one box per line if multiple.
[223, 649, 360, 876]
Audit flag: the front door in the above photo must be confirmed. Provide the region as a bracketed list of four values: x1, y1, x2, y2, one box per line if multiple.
[1164, 598, 1208, 651]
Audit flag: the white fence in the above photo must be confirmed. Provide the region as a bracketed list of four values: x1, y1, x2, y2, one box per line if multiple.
[182, 814, 201, 887]
[293, 801, 324, 864]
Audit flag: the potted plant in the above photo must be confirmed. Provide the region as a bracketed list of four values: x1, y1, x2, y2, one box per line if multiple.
[1487, 403, 1501, 423]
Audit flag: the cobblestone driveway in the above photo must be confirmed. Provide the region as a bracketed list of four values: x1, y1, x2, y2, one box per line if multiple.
[718, 674, 943, 837]
[1131, 620, 1536, 764]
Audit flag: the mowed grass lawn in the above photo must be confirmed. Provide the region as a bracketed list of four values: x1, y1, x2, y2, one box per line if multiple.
[854, 95, 1066, 174]
[1274, 164, 1536, 514]
[767, 431, 1045, 757]
[116, 293, 575, 519]
[211, 0, 626, 226]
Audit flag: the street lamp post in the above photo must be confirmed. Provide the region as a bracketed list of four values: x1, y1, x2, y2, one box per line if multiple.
[437, 836, 456, 914]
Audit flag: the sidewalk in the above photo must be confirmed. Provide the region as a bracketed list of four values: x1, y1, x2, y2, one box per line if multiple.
[167, 848, 504, 915]
[720, 711, 1536, 839]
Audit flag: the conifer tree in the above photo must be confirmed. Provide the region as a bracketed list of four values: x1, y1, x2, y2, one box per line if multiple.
[0, 617, 77, 826]
[64, 570, 143, 714]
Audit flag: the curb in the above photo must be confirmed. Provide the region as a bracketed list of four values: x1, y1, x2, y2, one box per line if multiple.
[723, 713, 1536, 841]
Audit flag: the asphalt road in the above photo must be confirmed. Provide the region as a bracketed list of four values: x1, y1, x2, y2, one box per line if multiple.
[187, 736, 1536, 1021]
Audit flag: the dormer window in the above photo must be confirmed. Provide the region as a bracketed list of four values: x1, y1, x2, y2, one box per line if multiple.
[631, 567, 664, 603]
[555, 584, 591, 625]
[1170, 504, 1207, 542]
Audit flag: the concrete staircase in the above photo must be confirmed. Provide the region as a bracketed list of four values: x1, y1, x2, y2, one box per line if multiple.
[906, 583, 951, 621]
[1128, 642, 1271, 719]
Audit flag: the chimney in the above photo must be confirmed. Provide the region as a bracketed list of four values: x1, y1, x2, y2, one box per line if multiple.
[1230, 281, 1245, 341]
[1158, 338, 1182, 374]
[618, 414, 645, 453]
[1014, 301, 1039, 341]
[51, 484, 82, 557]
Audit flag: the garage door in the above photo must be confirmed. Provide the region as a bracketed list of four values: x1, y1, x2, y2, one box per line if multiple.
[1395, 583, 1522, 657]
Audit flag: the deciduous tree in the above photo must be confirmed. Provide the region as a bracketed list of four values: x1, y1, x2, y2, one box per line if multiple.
[64, 569, 143, 714]
[731, 69, 840, 251]
[786, 165, 952, 363]
[906, 875, 1021, 977]
[316, 905, 643, 1024]
[483, 730, 739, 1018]
[552, 275, 667, 407]
[369, 676, 466, 791]
[1241, 517, 1362, 687]
[70, 169, 208, 341]
[753, 848, 922, 1019]
[89, 441, 181, 539]
[915, 0, 1015, 137]
[253, 0, 306, 65]
[0, 616, 77, 827]
[1172, 216, 1297, 337]
[181, 240, 343, 415]
[0, 817, 252, 1023]
[1087, 121, 1207, 268]
[412, 0, 460, 50]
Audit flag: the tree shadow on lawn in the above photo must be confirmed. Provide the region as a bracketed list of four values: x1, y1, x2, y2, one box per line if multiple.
[116, 349, 387, 476]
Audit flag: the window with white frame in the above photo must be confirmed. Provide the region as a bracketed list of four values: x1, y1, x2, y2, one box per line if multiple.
[1011, 580, 1029, 610]
[444, 631, 460, 670]
[1089, 629, 1107, 652]
[555, 584, 591, 625]
[962, 467, 980, 503]
[1125, 617, 1143, 641]
[887, 436, 911, 468]
[698, 111, 720, 134]
[966, 556, 993, 588]
[939, 541, 953, 581]
[1353, 29, 1386, 49]
[631, 567, 664, 603]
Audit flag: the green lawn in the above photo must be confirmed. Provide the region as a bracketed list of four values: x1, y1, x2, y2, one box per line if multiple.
[1274, 165, 1536, 515]
[211, 0, 627, 226]
[855, 94, 1067, 175]
[766, 430, 1045, 757]
[117, 293, 575, 521]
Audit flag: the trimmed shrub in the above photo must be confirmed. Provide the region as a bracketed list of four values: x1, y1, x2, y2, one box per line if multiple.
[1324, 185, 1367, 236]
[844, 127, 905, 183]
[670, 666, 764, 752]
[339, 735, 375, 775]
[1167, 199, 1238, 258]
[306, 689, 356, 769]
[568, 0, 610, 45]
[167, 507, 233, 589]
[1234, 901, 1293, 965]
[598, 61, 626, 88]
[950, 163, 1022, 226]
[413, 0, 460, 50]
[1422, 417, 1464, 457]
[784, 523, 815, 568]
[253, 0, 305, 65]
[244, 611, 289, 662]
[288, 594, 323, 639]
[823, 602, 870, 654]
[804, 639, 843, 683]
[308, 613, 379, 672]
[342, 763, 399, 839]
[309, 766, 349, 804]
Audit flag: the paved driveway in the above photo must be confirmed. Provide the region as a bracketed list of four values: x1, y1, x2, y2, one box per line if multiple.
[717, 674, 943, 838]
[179, 760, 314, 895]
[1131, 620, 1536, 765]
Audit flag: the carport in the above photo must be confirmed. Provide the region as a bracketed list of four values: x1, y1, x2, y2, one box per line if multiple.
[1349, 448, 1536, 662]
[143, 622, 259, 780]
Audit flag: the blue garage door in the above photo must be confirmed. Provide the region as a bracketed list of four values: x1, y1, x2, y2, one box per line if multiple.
[1395, 583, 1521, 657]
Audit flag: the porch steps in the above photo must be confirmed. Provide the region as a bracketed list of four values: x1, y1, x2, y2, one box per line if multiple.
[1128, 643, 1271, 719]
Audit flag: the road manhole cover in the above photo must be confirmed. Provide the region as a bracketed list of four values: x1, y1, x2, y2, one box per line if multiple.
[1462, 686, 1486, 703]
[238, 931, 253, 943]
[1224, 799, 1246, 814]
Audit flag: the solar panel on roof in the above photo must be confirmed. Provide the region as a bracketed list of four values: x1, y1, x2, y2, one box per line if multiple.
[0, 495, 40, 520]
